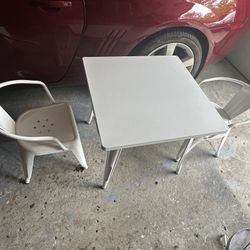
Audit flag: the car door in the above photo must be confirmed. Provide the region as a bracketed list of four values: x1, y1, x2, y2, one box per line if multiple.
[0, 0, 85, 82]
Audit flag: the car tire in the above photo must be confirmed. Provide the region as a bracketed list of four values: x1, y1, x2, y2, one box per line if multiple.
[131, 29, 204, 77]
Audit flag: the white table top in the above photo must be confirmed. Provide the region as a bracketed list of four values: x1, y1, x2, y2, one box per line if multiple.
[83, 56, 228, 151]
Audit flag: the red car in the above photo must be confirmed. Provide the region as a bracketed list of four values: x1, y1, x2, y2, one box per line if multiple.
[1, 0, 250, 83]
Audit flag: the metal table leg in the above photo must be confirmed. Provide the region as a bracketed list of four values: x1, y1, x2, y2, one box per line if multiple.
[86, 109, 94, 124]
[176, 139, 191, 162]
[102, 149, 122, 189]
[175, 138, 194, 175]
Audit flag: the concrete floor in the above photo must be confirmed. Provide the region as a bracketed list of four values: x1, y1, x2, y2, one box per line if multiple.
[0, 59, 250, 250]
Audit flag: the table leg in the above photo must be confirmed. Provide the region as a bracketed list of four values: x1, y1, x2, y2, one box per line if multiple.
[175, 138, 194, 175]
[176, 139, 191, 162]
[86, 109, 94, 124]
[215, 128, 231, 158]
[102, 149, 122, 189]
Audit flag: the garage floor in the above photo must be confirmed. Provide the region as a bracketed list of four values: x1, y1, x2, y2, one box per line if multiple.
[0, 59, 250, 250]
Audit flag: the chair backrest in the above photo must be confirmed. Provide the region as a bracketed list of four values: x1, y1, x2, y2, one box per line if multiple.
[0, 106, 15, 134]
[224, 86, 250, 120]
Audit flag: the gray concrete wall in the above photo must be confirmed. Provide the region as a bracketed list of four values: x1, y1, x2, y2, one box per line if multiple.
[227, 29, 250, 81]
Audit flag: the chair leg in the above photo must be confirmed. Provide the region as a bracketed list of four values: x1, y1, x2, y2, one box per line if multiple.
[175, 138, 194, 175]
[71, 139, 88, 169]
[85, 109, 94, 125]
[215, 129, 231, 158]
[20, 148, 35, 184]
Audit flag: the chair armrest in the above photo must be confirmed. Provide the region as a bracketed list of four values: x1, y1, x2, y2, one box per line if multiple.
[0, 128, 67, 151]
[0, 80, 55, 103]
[199, 77, 250, 88]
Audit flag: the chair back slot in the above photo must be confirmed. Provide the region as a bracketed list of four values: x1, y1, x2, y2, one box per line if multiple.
[224, 86, 250, 120]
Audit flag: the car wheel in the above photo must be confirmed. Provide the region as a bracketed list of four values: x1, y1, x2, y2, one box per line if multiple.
[131, 30, 204, 77]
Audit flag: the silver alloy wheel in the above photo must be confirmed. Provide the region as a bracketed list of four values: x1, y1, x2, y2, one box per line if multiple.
[148, 42, 195, 72]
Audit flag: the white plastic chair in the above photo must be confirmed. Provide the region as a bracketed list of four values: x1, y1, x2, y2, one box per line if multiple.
[175, 77, 250, 174]
[0, 80, 88, 183]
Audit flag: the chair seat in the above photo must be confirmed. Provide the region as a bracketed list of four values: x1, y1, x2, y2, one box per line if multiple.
[203, 102, 231, 140]
[216, 108, 231, 125]
[16, 103, 78, 154]
[211, 102, 231, 125]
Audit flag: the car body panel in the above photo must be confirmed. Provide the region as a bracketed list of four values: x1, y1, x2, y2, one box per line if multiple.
[83, 0, 244, 57]
[71, 0, 249, 76]
[0, 0, 249, 82]
[0, 0, 85, 82]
